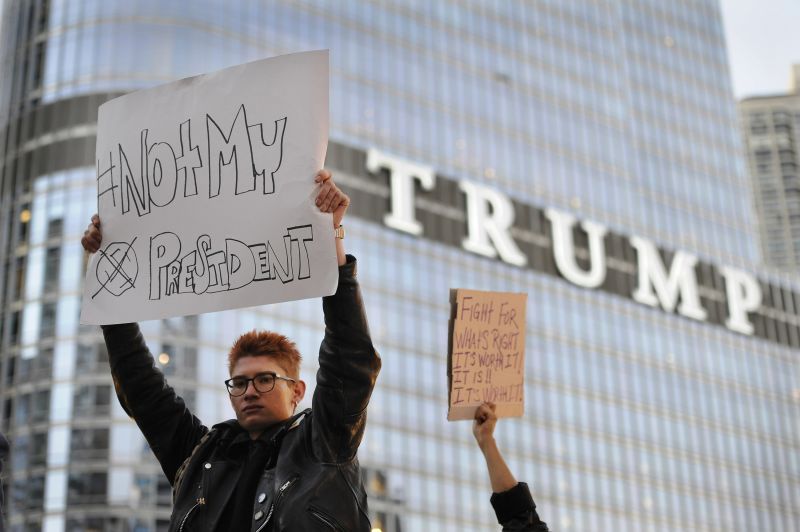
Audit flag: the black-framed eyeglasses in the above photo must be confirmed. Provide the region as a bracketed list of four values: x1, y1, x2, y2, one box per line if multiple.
[224, 371, 296, 396]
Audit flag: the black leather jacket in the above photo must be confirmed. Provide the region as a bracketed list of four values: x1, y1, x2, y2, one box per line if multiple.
[102, 256, 380, 531]
[490, 482, 550, 531]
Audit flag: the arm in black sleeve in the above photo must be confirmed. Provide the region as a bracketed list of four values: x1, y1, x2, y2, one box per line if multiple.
[312, 255, 381, 463]
[490, 482, 550, 531]
[102, 322, 208, 484]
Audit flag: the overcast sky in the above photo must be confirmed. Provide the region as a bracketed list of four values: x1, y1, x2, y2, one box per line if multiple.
[720, 0, 800, 99]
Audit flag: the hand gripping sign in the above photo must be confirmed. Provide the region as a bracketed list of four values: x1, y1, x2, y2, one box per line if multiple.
[448, 289, 527, 421]
[80, 51, 337, 324]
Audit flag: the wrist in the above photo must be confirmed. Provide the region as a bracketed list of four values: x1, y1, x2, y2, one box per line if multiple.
[478, 435, 497, 453]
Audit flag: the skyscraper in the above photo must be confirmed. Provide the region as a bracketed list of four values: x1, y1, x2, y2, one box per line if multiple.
[739, 65, 800, 271]
[1, 1, 798, 531]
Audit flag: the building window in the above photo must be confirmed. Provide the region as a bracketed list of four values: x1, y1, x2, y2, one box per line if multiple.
[185, 346, 198, 372]
[5, 356, 15, 387]
[13, 256, 26, 300]
[156, 476, 172, 507]
[12, 473, 45, 512]
[66, 517, 107, 532]
[2, 399, 10, 427]
[67, 471, 107, 505]
[47, 217, 63, 240]
[14, 394, 30, 425]
[30, 431, 48, 467]
[44, 246, 60, 292]
[31, 389, 50, 423]
[70, 428, 110, 461]
[134, 474, 155, 506]
[30, 347, 53, 380]
[362, 466, 405, 531]
[9, 311, 21, 344]
[32, 40, 44, 89]
[39, 302, 57, 338]
[775, 123, 791, 134]
[12, 434, 29, 470]
[73, 384, 111, 417]
[174, 386, 197, 411]
[75, 342, 109, 374]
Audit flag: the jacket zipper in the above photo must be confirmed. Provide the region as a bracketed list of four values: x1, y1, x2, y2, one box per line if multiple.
[179, 464, 210, 532]
[256, 476, 299, 532]
[308, 506, 345, 532]
[178, 497, 206, 532]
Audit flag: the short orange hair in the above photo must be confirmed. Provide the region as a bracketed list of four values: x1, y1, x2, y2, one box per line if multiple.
[228, 330, 302, 378]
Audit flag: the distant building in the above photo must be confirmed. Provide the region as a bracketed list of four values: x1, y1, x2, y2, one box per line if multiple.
[739, 66, 800, 270]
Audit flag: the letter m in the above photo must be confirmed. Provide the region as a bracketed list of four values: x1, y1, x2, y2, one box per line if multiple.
[206, 104, 250, 198]
[630, 236, 707, 321]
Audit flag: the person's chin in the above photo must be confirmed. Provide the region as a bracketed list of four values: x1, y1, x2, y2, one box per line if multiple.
[240, 403, 293, 427]
[239, 409, 269, 427]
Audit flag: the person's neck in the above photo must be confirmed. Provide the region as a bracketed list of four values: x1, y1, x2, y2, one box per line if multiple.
[247, 416, 290, 440]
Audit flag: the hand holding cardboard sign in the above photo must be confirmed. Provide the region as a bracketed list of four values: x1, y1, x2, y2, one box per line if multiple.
[472, 401, 499, 450]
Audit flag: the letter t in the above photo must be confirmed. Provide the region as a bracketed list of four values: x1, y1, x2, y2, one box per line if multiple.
[366, 148, 435, 236]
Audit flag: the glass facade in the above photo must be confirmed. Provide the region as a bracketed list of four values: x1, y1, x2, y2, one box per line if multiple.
[0, 1, 798, 531]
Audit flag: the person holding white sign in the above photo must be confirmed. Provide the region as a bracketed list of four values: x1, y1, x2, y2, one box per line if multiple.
[473, 402, 550, 531]
[81, 170, 381, 531]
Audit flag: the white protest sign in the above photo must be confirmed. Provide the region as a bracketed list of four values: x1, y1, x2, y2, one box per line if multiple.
[80, 51, 337, 325]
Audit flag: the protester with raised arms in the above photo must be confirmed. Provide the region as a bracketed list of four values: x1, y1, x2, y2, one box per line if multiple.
[82, 170, 380, 531]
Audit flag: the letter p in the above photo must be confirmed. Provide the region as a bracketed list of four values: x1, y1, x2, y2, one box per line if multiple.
[149, 232, 181, 300]
[720, 266, 762, 335]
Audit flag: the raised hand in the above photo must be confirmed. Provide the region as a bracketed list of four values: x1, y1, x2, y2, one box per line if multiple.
[473, 402, 498, 450]
[81, 214, 102, 253]
[314, 169, 350, 227]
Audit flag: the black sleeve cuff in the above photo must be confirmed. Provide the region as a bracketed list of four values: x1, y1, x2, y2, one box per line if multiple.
[490, 482, 535, 525]
[338, 254, 357, 277]
[100, 322, 141, 352]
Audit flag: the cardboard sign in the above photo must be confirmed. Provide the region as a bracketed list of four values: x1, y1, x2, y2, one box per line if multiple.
[448, 289, 527, 421]
[80, 51, 337, 325]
